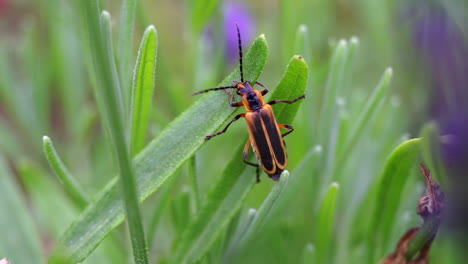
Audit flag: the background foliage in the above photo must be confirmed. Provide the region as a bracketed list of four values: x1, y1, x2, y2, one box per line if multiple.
[0, 0, 466, 263]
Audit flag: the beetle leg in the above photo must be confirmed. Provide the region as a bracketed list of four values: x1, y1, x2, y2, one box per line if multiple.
[242, 139, 261, 183]
[278, 124, 294, 138]
[205, 113, 246, 140]
[224, 89, 243, 107]
[267, 94, 305, 105]
[255, 82, 269, 95]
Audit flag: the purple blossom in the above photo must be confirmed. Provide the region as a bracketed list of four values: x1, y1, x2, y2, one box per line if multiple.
[223, 2, 256, 63]
[409, 1, 468, 238]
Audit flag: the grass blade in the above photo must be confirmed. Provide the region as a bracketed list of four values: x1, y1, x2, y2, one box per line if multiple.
[340, 67, 393, 160]
[0, 156, 44, 264]
[316, 182, 340, 263]
[420, 122, 448, 185]
[233, 172, 291, 247]
[130, 25, 158, 156]
[43, 136, 89, 209]
[173, 55, 308, 263]
[368, 138, 422, 261]
[99, 11, 149, 264]
[118, 0, 137, 108]
[49, 34, 268, 264]
[190, 0, 219, 33]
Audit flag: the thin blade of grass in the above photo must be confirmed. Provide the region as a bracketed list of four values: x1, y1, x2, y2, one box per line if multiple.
[340, 68, 393, 161]
[420, 122, 448, 185]
[49, 35, 268, 264]
[316, 182, 340, 263]
[130, 25, 158, 156]
[118, 0, 137, 109]
[368, 138, 422, 261]
[0, 156, 44, 264]
[43, 136, 89, 209]
[190, 0, 219, 33]
[234, 171, 290, 247]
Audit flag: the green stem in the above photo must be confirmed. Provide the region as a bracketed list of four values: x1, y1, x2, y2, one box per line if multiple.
[406, 216, 440, 259]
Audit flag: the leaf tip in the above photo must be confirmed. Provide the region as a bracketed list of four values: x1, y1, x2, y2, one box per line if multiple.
[145, 24, 157, 34]
[385, 67, 393, 77]
[330, 182, 340, 190]
[101, 10, 111, 18]
[298, 24, 308, 33]
[314, 145, 323, 153]
[43, 135, 50, 143]
[349, 36, 359, 45]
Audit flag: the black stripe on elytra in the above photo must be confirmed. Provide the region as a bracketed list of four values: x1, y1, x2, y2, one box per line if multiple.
[249, 114, 274, 172]
[260, 108, 286, 166]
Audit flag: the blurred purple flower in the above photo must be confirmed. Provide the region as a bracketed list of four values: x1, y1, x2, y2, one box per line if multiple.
[223, 2, 256, 63]
[408, 0, 468, 239]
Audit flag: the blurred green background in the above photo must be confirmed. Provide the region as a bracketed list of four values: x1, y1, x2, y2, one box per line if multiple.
[0, 0, 466, 263]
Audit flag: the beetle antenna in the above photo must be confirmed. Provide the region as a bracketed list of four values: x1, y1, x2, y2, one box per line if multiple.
[190, 86, 237, 96]
[235, 23, 244, 83]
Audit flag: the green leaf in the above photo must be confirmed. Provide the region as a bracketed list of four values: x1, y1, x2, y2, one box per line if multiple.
[0, 156, 44, 264]
[369, 138, 422, 260]
[301, 244, 316, 264]
[316, 182, 340, 263]
[43, 136, 89, 209]
[118, 0, 137, 109]
[235, 172, 291, 246]
[173, 55, 308, 263]
[130, 25, 158, 156]
[190, 0, 219, 33]
[49, 34, 268, 264]
[420, 122, 448, 185]
[340, 68, 393, 161]
[99, 11, 149, 264]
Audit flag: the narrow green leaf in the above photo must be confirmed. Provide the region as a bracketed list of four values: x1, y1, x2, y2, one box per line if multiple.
[43, 136, 89, 208]
[173, 55, 309, 263]
[100, 11, 125, 122]
[0, 156, 44, 264]
[294, 24, 310, 60]
[99, 11, 149, 264]
[236, 172, 291, 246]
[420, 122, 448, 185]
[318, 39, 348, 143]
[130, 25, 158, 156]
[50, 35, 268, 264]
[190, 0, 219, 33]
[118, 0, 137, 109]
[147, 175, 179, 249]
[188, 156, 202, 209]
[301, 243, 316, 264]
[369, 138, 422, 260]
[340, 68, 393, 161]
[225, 208, 257, 258]
[171, 187, 193, 232]
[316, 182, 340, 263]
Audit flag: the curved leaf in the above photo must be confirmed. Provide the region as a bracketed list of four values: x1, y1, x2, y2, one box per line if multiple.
[369, 138, 422, 260]
[130, 25, 158, 156]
